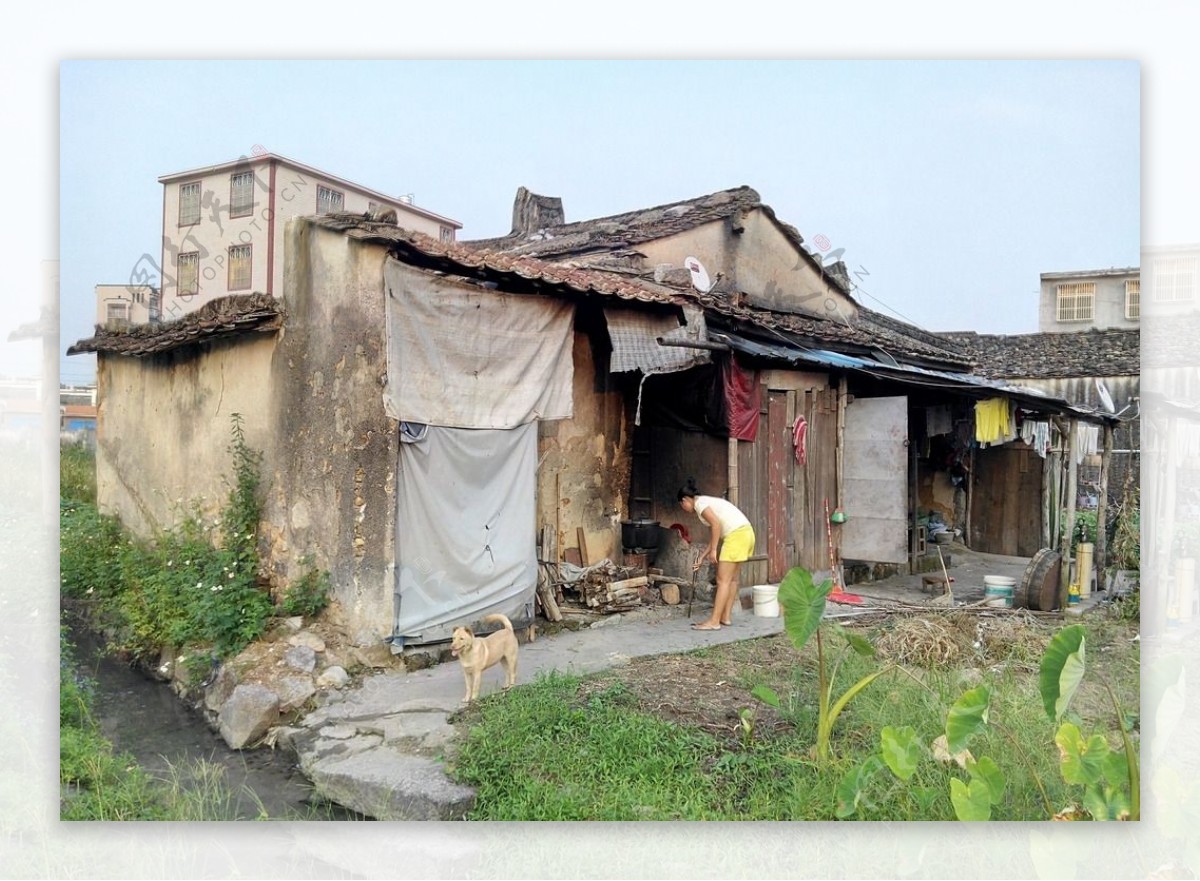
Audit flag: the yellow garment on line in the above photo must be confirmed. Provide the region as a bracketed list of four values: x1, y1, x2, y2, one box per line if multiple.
[975, 397, 1011, 444]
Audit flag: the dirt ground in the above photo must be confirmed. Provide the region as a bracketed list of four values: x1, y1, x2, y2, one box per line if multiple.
[573, 599, 1139, 749]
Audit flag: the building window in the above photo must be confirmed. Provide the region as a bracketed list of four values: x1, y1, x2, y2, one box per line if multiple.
[228, 244, 252, 291]
[1055, 282, 1095, 322]
[230, 171, 255, 217]
[178, 251, 199, 298]
[316, 185, 344, 215]
[179, 182, 201, 226]
[439, 226, 454, 243]
[1153, 257, 1197, 303]
[106, 303, 129, 325]
[1125, 279, 1140, 320]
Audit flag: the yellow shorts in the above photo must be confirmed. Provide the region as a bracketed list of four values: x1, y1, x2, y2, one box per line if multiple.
[719, 525, 756, 563]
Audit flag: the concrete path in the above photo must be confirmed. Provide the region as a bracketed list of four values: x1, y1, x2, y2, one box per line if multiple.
[279, 546, 1085, 819]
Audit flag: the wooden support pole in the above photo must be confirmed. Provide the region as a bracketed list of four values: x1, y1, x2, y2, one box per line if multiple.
[1060, 419, 1078, 610]
[1095, 423, 1113, 593]
[965, 444, 976, 549]
[836, 375, 848, 507]
[727, 436, 739, 506]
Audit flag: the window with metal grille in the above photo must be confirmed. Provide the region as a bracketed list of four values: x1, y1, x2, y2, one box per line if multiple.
[178, 252, 199, 297]
[1125, 279, 1140, 319]
[228, 245, 252, 290]
[230, 171, 255, 217]
[316, 185, 344, 215]
[106, 303, 129, 325]
[179, 182, 201, 225]
[439, 226, 454, 243]
[1153, 257, 1197, 303]
[1056, 282, 1095, 322]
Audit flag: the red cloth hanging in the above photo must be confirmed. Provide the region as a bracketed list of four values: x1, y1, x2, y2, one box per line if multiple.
[722, 353, 760, 441]
[792, 415, 808, 465]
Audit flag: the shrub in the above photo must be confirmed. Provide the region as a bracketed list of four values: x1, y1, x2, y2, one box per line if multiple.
[60, 441, 96, 504]
[280, 560, 331, 619]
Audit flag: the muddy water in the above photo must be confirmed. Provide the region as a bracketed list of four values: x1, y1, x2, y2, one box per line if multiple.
[69, 626, 366, 820]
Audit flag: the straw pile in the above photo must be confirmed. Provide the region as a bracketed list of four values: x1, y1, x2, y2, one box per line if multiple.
[875, 616, 974, 667]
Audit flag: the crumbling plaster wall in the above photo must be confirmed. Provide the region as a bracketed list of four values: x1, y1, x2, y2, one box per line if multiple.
[268, 219, 398, 644]
[96, 337, 277, 537]
[536, 321, 631, 566]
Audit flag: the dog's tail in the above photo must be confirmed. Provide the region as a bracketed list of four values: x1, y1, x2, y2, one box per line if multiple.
[482, 613, 513, 632]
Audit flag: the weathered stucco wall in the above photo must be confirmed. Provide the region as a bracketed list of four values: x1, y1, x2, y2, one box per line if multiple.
[268, 219, 398, 644]
[96, 336, 278, 537]
[535, 313, 631, 566]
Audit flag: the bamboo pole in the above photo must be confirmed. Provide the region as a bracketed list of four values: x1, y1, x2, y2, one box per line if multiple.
[836, 376, 848, 506]
[965, 444, 976, 548]
[727, 436, 739, 506]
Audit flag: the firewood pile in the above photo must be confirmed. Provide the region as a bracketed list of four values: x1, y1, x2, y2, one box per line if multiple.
[535, 525, 693, 619]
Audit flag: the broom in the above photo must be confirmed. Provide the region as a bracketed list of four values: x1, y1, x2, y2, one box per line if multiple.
[824, 497, 864, 605]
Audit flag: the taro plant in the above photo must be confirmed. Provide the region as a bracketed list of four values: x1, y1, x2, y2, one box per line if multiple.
[752, 566, 893, 761]
[1040, 624, 1138, 820]
[835, 623, 1139, 821]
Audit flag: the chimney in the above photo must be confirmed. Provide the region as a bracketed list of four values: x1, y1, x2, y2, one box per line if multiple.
[511, 186, 564, 236]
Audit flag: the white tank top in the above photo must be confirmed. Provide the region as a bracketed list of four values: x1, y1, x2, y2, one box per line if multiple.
[694, 495, 751, 533]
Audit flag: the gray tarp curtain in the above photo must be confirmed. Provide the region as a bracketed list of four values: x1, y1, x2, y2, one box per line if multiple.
[392, 423, 537, 645]
[383, 259, 566, 644]
[382, 257, 574, 429]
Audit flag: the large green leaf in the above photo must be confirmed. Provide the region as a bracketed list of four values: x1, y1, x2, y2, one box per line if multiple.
[1039, 625, 1087, 722]
[966, 755, 1006, 805]
[950, 777, 992, 821]
[880, 726, 922, 781]
[1083, 783, 1132, 821]
[945, 685, 991, 755]
[778, 567, 831, 652]
[1055, 722, 1110, 786]
[751, 684, 782, 709]
[835, 755, 884, 819]
[834, 623, 877, 658]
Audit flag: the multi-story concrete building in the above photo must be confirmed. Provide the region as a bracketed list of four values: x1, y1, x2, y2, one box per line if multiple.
[95, 283, 160, 328]
[1038, 266, 1140, 333]
[156, 154, 462, 318]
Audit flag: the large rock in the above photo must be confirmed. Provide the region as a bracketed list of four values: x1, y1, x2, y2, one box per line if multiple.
[302, 748, 475, 820]
[285, 645, 317, 673]
[317, 666, 350, 689]
[274, 674, 317, 712]
[218, 683, 281, 749]
[204, 663, 239, 713]
[288, 631, 326, 653]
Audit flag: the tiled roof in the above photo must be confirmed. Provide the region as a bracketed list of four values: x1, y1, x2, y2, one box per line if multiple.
[938, 328, 1140, 379]
[314, 214, 974, 369]
[464, 186, 764, 259]
[67, 293, 282, 358]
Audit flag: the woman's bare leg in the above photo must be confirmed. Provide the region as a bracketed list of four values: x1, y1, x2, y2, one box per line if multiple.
[694, 561, 736, 629]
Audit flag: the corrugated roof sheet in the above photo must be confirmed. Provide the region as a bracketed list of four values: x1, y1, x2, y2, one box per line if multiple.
[67, 293, 282, 358]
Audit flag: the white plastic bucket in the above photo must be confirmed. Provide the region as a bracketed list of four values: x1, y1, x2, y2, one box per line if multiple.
[984, 575, 1015, 608]
[752, 584, 780, 618]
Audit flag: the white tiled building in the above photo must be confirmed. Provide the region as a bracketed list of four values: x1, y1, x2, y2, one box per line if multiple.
[156, 153, 462, 318]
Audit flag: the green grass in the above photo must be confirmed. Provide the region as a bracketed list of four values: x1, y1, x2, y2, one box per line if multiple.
[448, 616, 1139, 821]
[60, 441, 96, 505]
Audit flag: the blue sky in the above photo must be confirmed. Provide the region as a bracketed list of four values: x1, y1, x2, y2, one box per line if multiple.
[56, 59, 1139, 384]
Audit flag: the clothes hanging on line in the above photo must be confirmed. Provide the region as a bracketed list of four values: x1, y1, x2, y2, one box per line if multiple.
[1074, 423, 1100, 465]
[926, 405, 952, 437]
[1020, 419, 1051, 458]
[974, 397, 1016, 446]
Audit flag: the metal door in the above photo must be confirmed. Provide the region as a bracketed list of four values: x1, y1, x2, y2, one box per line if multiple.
[841, 395, 909, 564]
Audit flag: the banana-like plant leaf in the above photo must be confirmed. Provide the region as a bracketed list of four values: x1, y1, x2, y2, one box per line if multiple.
[950, 776, 992, 821]
[835, 755, 884, 819]
[880, 725, 922, 781]
[751, 684, 782, 709]
[1040, 625, 1087, 722]
[1082, 783, 1131, 821]
[966, 755, 1006, 805]
[1055, 722, 1110, 786]
[778, 567, 831, 652]
[945, 685, 991, 755]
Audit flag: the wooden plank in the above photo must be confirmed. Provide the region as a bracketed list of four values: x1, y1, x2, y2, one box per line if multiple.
[607, 576, 649, 591]
[577, 526, 590, 567]
[767, 390, 788, 581]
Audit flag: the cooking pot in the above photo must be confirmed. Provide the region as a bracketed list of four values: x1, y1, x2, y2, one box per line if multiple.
[621, 519, 661, 550]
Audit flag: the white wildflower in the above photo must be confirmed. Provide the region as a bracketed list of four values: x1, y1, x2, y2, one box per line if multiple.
[211, 585, 219, 592]
[167, 560, 173, 567]
[196, 581, 203, 589]
[228, 572, 235, 579]
[85, 587, 94, 595]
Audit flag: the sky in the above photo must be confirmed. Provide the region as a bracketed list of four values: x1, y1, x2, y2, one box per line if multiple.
[53, 59, 1140, 385]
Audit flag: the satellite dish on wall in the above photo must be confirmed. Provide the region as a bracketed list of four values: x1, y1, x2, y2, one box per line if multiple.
[1095, 378, 1116, 413]
[684, 256, 713, 293]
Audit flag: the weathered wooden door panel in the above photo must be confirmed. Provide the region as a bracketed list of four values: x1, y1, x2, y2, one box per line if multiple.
[767, 391, 789, 581]
[975, 445, 1043, 556]
[842, 395, 909, 564]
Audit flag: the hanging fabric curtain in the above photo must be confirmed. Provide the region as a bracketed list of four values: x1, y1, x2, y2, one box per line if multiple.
[383, 258, 574, 429]
[722, 353, 760, 442]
